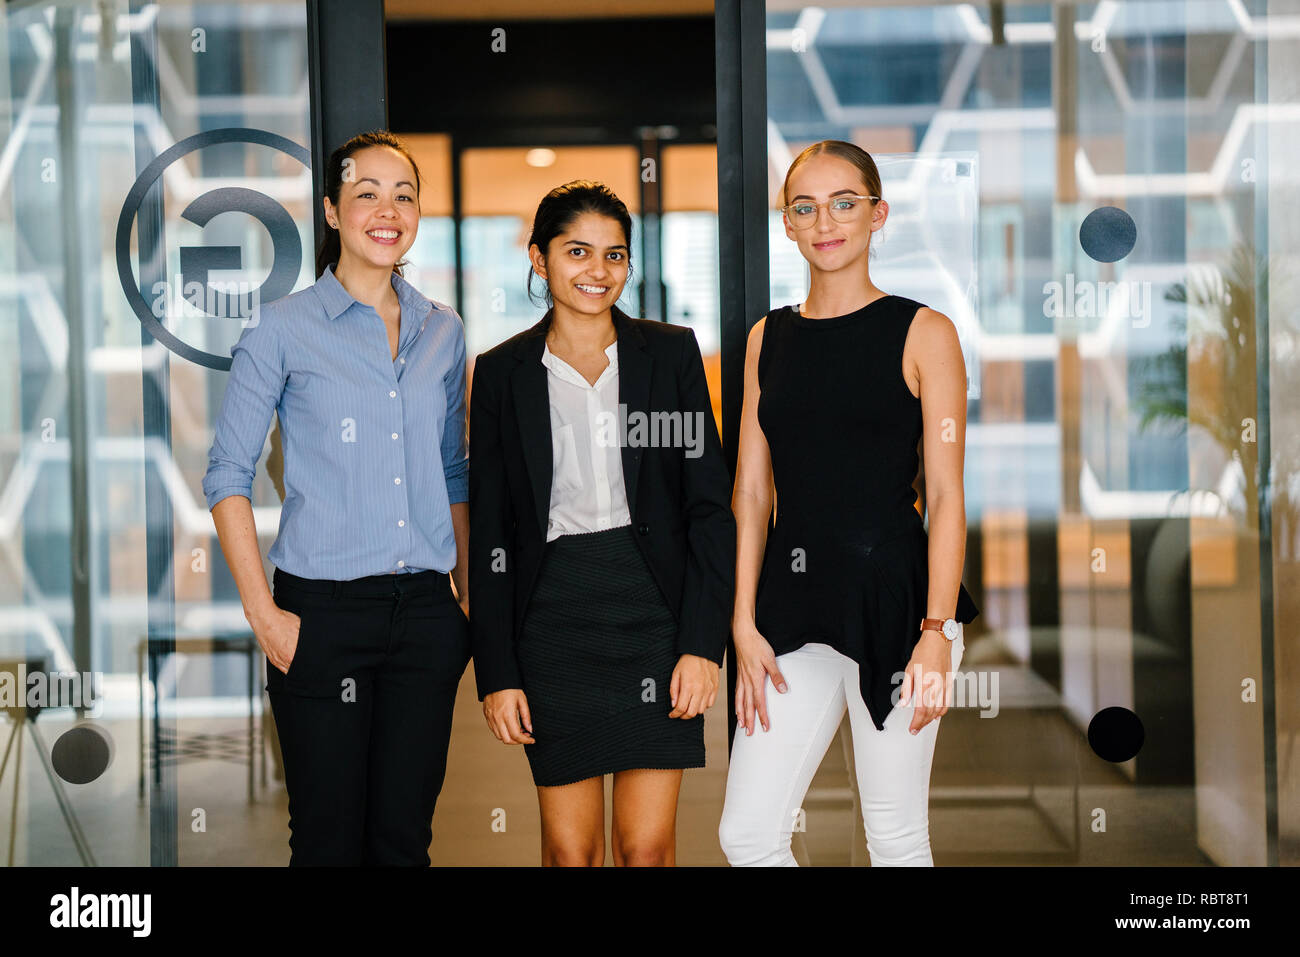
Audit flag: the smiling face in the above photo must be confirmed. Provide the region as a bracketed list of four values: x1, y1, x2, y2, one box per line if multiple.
[782, 153, 887, 273]
[529, 211, 630, 318]
[323, 145, 419, 273]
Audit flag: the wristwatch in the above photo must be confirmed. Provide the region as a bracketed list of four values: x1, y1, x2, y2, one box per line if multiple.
[920, 617, 960, 641]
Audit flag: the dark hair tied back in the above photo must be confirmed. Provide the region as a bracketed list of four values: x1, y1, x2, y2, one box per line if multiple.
[315, 130, 422, 279]
[526, 180, 633, 309]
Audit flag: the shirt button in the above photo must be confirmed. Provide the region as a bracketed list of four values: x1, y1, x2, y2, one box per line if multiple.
[398, 520, 405, 527]
[389, 390, 397, 398]
[400, 358, 405, 364]
[392, 432, 399, 440]
[394, 477, 402, 485]
[397, 560, 405, 568]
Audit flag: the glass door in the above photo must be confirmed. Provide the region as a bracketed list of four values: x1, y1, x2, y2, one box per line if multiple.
[721, 0, 1300, 866]
[0, 0, 373, 866]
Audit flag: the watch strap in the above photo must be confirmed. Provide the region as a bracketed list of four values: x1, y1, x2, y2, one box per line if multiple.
[921, 617, 959, 641]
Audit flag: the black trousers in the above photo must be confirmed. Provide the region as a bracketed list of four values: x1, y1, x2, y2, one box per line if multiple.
[266, 566, 470, 866]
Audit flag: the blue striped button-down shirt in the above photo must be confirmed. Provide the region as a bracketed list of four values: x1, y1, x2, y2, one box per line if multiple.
[202, 263, 468, 580]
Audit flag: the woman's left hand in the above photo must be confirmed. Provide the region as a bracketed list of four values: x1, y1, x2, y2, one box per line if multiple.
[900, 631, 955, 734]
[669, 654, 719, 719]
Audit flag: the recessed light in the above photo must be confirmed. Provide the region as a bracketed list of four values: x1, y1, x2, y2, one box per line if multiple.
[525, 148, 557, 168]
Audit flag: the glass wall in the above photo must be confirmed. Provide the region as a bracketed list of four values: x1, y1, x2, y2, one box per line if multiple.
[765, 0, 1297, 865]
[0, 0, 311, 865]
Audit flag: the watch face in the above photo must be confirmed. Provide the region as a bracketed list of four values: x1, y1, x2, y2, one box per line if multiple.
[943, 619, 960, 640]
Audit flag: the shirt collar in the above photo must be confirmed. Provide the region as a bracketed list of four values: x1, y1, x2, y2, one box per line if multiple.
[315, 262, 432, 324]
[541, 339, 618, 386]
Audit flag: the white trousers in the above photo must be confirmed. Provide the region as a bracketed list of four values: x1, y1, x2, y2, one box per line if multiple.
[719, 628, 964, 866]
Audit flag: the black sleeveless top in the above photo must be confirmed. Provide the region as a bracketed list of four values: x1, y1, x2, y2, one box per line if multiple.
[754, 295, 979, 731]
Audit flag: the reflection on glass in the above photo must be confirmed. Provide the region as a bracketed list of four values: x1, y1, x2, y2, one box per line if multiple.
[0, 0, 311, 865]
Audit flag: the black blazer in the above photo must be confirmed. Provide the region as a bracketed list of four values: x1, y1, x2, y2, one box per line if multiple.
[468, 306, 736, 700]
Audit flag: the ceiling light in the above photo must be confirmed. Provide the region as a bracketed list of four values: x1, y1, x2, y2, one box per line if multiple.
[525, 148, 556, 168]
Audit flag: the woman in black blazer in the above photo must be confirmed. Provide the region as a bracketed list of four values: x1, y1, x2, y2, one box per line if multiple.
[469, 181, 735, 866]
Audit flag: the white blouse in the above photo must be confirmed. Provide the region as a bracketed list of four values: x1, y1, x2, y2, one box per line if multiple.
[541, 340, 632, 543]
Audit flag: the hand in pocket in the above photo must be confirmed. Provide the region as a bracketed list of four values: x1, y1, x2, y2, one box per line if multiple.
[256, 605, 302, 675]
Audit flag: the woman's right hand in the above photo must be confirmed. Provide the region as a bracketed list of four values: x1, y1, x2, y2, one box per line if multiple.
[252, 605, 301, 675]
[732, 618, 788, 735]
[483, 689, 535, 745]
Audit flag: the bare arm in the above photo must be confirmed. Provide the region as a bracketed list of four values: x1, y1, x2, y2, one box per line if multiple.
[910, 308, 968, 624]
[211, 493, 298, 674]
[900, 307, 969, 731]
[730, 317, 788, 734]
[732, 318, 774, 629]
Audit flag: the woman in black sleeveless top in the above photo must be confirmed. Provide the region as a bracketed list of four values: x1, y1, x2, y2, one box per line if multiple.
[718, 140, 979, 866]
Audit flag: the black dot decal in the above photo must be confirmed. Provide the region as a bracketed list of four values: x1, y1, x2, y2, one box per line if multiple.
[1087, 707, 1144, 763]
[51, 724, 113, 784]
[1079, 206, 1136, 263]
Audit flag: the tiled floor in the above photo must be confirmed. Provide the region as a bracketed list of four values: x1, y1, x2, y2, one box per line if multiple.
[4, 658, 1212, 866]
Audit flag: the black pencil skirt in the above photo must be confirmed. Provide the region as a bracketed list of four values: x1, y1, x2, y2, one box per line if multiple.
[517, 524, 705, 787]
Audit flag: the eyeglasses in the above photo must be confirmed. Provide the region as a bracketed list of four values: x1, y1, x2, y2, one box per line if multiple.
[781, 194, 879, 229]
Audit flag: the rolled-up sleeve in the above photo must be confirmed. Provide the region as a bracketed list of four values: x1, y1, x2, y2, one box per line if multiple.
[202, 310, 285, 510]
[441, 312, 469, 506]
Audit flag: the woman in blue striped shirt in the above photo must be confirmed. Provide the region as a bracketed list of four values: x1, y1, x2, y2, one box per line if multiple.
[203, 131, 471, 866]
